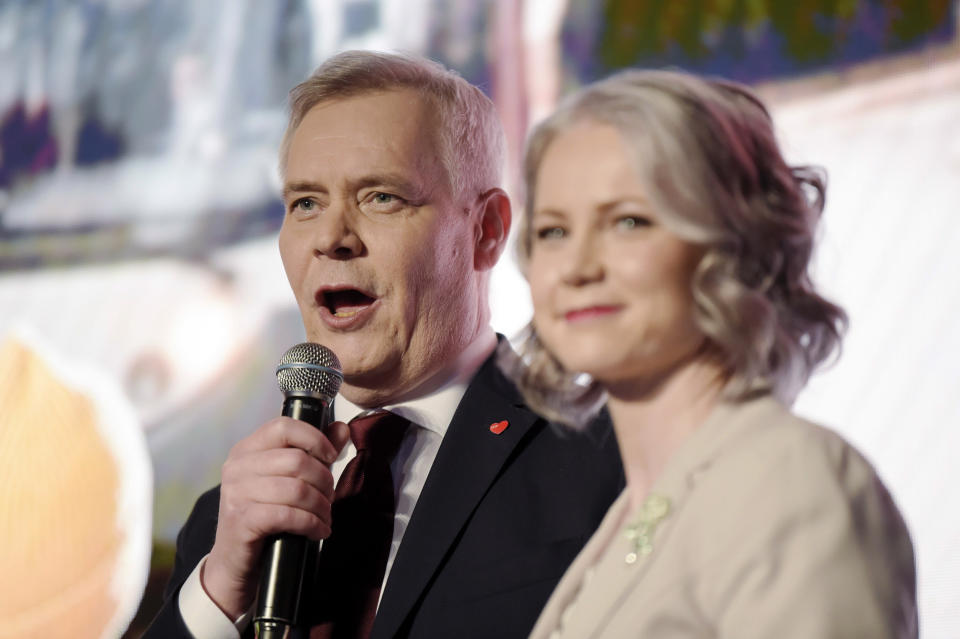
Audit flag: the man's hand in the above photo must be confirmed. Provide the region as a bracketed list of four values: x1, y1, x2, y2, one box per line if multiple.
[202, 417, 351, 620]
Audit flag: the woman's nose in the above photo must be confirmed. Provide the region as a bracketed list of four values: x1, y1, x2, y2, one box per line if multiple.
[560, 232, 603, 286]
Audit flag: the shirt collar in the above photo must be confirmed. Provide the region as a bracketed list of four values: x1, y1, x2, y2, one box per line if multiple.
[334, 329, 497, 436]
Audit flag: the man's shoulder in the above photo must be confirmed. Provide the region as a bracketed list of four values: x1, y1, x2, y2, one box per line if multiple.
[463, 338, 527, 404]
[461, 344, 620, 459]
[172, 484, 222, 557]
[190, 484, 223, 520]
[196, 484, 222, 506]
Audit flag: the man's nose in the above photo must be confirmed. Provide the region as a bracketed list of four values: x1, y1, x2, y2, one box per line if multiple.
[561, 232, 604, 286]
[311, 203, 363, 260]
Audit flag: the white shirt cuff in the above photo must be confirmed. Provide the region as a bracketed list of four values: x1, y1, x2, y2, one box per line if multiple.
[178, 554, 248, 639]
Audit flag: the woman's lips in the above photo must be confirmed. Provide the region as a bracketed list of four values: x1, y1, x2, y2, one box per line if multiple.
[564, 305, 622, 322]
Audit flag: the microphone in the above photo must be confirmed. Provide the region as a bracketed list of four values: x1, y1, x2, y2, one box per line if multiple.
[254, 343, 343, 639]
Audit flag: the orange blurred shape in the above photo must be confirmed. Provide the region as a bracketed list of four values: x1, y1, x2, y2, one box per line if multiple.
[0, 337, 122, 638]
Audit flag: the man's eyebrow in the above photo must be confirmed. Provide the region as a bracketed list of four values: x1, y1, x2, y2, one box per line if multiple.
[282, 174, 427, 200]
[282, 180, 326, 199]
[352, 173, 424, 197]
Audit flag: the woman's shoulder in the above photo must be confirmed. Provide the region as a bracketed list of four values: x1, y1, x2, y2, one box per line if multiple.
[707, 394, 880, 492]
[674, 393, 909, 550]
[671, 394, 914, 574]
[667, 395, 918, 636]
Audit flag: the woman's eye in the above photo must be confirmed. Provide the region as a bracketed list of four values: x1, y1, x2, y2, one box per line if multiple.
[616, 215, 651, 230]
[535, 226, 566, 241]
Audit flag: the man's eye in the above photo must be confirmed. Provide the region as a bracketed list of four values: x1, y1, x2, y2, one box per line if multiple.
[365, 192, 403, 206]
[535, 226, 566, 241]
[360, 191, 409, 215]
[361, 191, 406, 214]
[291, 198, 315, 213]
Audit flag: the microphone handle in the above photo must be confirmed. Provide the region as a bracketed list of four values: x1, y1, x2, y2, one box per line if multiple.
[253, 396, 332, 638]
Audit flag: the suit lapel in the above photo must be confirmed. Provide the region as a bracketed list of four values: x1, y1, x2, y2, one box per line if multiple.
[371, 354, 540, 639]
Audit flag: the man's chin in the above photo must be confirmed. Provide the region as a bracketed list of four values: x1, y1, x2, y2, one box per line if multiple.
[335, 354, 405, 405]
[337, 378, 403, 409]
[301, 331, 427, 405]
[303, 330, 376, 362]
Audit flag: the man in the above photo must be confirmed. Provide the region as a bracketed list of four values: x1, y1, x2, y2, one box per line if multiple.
[145, 50, 622, 639]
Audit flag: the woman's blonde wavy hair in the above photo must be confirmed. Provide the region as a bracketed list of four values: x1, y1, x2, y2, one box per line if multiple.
[507, 69, 847, 427]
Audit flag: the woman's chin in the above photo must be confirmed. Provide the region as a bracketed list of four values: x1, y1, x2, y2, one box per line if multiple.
[556, 356, 635, 388]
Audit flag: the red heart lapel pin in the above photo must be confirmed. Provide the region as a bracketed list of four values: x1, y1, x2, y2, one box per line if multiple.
[489, 420, 509, 435]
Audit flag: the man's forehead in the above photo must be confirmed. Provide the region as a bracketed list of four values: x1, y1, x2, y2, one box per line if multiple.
[283, 139, 438, 188]
[284, 92, 448, 194]
[291, 91, 439, 148]
[301, 88, 437, 131]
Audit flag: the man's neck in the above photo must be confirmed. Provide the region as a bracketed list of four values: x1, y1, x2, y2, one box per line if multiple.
[337, 328, 497, 415]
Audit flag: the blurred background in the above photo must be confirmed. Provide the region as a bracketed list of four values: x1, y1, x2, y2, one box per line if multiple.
[0, 1, 957, 636]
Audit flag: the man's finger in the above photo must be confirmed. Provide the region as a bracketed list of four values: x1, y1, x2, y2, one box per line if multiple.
[233, 417, 341, 464]
[325, 420, 351, 456]
[237, 448, 335, 496]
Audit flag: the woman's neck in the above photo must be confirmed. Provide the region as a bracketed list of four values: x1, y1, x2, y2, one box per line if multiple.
[606, 354, 726, 512]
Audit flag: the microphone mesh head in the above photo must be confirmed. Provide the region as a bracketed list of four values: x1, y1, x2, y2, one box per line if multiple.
[276, 343, 343, 401]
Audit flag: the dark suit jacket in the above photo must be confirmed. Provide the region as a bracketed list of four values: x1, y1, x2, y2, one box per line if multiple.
[144, 348, 623, 638]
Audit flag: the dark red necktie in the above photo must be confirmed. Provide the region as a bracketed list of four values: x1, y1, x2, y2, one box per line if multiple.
[309, 411, 410, 639]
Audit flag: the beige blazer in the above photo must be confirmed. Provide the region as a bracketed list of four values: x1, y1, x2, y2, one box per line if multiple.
[530, 394, 917, 639]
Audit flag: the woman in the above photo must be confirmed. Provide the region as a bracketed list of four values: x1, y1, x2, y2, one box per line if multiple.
[507, 70, 917, 638]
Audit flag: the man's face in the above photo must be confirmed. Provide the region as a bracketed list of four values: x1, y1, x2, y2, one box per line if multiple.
[279, 89, 483, 406]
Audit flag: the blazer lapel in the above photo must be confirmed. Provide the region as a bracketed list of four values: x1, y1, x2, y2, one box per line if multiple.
[370, 354, 540, 639]
[570, 490, 688, 639]
[581, 393, 783, 638]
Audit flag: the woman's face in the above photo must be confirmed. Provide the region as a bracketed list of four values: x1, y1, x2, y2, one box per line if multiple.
[528, 122, 705, 387]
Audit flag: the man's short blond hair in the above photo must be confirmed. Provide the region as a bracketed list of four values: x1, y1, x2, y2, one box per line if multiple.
[279, 50, 505, 203]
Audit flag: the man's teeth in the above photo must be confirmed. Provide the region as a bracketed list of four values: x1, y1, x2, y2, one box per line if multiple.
[334, 309, 360, 318]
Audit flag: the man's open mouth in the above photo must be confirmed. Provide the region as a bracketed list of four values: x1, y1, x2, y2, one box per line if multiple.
[318, 288, 377, 318]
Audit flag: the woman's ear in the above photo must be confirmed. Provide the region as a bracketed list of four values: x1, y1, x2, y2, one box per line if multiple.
[473, 188, 512, 271]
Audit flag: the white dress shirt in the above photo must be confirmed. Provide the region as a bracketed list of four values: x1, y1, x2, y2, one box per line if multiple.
[177, 330, 497, 638]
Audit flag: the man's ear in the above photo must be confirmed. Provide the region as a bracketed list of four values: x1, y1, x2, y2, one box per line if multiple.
[473, 188, 512, 271]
